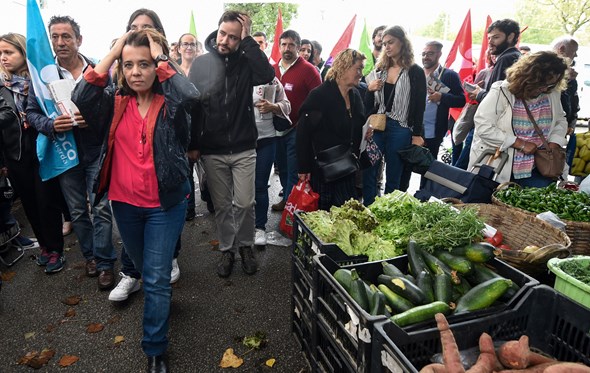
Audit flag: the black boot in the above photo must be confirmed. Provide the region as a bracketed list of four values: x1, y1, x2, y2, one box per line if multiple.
[147, 355, 168, 373]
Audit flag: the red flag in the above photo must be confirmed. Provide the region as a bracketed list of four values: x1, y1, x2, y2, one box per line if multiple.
[516, 25, 529, 48]
[476, 16, 492, 74]
[269, 9, 283, 65]
[325, 15, 357, 66]
[445, 10, 474, 120]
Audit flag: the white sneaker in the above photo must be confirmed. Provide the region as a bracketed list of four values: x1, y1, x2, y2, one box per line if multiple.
[108, 273, 141, 301]
[255, 229, 267, 246]
[170, 258, 180, 284]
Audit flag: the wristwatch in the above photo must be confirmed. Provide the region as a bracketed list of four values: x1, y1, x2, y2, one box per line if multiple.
[154, 54, 169, 64]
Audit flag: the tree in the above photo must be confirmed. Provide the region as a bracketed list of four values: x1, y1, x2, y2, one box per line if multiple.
[417, 13, 450, 40]
[223, 3, 299, 41]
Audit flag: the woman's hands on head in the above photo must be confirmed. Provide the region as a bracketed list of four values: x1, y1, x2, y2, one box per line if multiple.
[146, 32, 164, 61]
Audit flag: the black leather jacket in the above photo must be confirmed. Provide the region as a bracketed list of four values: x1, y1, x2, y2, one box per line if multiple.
[0, 86, 37, 165]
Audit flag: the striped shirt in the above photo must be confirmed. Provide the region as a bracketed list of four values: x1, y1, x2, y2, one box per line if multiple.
[376, 68, 411, 127]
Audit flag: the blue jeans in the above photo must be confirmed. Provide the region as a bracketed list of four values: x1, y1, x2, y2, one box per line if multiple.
[120, 237, 182, 279]
[454, 129, 473, 170]
[566, 133, 576, 167]
[363, 118, 412, 206]
[111, 199, 186, 357]
[255, 138, 276, 230]
[275, 129, 298, 201]
[58, 155, 116, 270]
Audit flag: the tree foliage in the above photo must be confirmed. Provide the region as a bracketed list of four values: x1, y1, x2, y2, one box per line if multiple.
[223, 3, 299, 41]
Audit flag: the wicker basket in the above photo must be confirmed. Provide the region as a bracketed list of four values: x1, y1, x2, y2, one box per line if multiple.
[491, 182, 590, 256]
[453, 203, 571, 277]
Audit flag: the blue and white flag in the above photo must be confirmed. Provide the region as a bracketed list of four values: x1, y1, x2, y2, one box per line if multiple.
[27, 0, 78, 181]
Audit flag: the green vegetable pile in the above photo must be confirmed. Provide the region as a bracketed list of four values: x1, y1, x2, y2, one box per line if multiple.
[301, 192, 486, 260]
[558, 258, 590, 285]
[495, 183, 590, 222]
[301, 199, 403, 261]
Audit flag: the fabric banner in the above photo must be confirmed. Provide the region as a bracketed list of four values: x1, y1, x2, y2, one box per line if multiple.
[189, 11, 197, 36]
[26, 0, 79, 181]
[359, 19, 374, 76]
[324, 14, 357, 67]
[476, 16, 492, 74]
[269, 8, 283, 65]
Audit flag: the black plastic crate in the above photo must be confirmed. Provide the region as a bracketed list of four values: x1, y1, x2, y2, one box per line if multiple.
[371, 285, 590, 372]
[291, 254, 317, 367]
[293, 211, 368, 278]
[316, 317, 356, 372]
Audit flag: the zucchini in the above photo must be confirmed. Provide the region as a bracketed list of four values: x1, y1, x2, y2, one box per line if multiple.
[378, 274, 427, 305]
[349, 269, 371, 312]
[467, 263, 520, 300]
[377, 284, 415, 313]
[382, 261, 405, 277]
[407, 240, 430, 276]
[333, 269, 353, 293]
[453, 274, 472, 297]
[454, 277, 513, 314]
[435, 250, 473, 275]
[370, 290, 386, 316]
[433, 272, 452, 304]
[390, 301, 451, 327]
[416, 271, 434, 303]
[450, 242, 500, 263]
[422, 251, 461, 285]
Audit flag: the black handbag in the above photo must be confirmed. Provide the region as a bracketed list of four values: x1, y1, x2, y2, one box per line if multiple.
[273, 116, 292, 131]
[316, 144, 359, 183]
[414, 149, 508, 203]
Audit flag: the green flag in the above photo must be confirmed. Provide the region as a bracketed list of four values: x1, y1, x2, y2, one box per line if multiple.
[359, 19, 374, 76]
[189, 11, 197, 36]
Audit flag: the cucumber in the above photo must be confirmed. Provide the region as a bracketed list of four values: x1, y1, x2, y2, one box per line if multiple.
[382, 261, 405, 277]
[370, 290, 386, 316]
[407, 240, 430, 276]
[450, 242, 500, 263]
[349, 269, 371, 312]
[435, 250, 473, 275]
[390, 301, 451, 327]
[333, 269, 353, 293]
[416, 271, 434, 303]
[433, 272, 452, 304]
[454, 277, 513, 314]
[378, 274, 427, 305]
[467, 263, 520, 300]
[377, 284, 415, 313]
[422, 251, 461, 285]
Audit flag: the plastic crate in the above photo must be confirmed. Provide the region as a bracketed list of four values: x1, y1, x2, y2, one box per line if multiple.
[291, 254, 317, 369]
[548, 256, 590, 309]
[293, 211, 367, 278]
[371, 285, 590, 372]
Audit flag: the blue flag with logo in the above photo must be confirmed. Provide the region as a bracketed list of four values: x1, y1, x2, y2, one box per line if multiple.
[27, 0, 78, 181]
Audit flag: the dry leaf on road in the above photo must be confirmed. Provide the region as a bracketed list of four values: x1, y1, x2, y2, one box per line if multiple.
[219, 348, 243, 368]
[114, 336, 125, 344]
[62, 296, 81, 306]
[17, 349, 55, 369]
[24, 332, 35, 340]
[266, 358, 276, 367]
[64, 308, 76, 318]
[86, 323, 104, 333]
[58, 355, 79, 367]
[1, 271, 16, 281]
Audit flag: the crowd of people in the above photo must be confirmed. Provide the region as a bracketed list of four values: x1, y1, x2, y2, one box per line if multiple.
[0, 7, 581, 372]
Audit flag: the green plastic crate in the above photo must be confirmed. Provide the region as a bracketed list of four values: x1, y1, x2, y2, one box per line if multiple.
[547, 256, 590, 309]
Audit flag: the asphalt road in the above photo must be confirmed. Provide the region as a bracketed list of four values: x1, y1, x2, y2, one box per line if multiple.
[0, 172, 310, 373]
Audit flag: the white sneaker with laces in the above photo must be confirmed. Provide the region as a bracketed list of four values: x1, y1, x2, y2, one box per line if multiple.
[108, 273, 141, 301]
[170, 258, 180, 284]
[255, 228, 267, 246]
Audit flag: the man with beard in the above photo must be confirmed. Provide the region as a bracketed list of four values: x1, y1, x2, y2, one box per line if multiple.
[371, 25, 386, 64]
[271, 30, 321, 212]
[188, 11, 274, 278]
[469, 19, 521, 103]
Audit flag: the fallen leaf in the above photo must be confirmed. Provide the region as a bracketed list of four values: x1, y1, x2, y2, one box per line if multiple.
[62, 296, 81, 306]
[219, 348, 243, 368]
[107, 315, 121, 324]
[38, 349, 56, 364]
[17, 351, 38, 365]
[1, 271, 16, 281]
[58, 355, 79, 367]
[209, 239, 219, 247]
[86, 323, 104, 333]
[45, 324, 56, 333]
[243, 331, 267, 350]
[64, 308, 76, 318]
[266, 358, 276, 367]
[114, 335, 125, 344]
[24, 332, 35, 340]
[18, 349, 56, 368]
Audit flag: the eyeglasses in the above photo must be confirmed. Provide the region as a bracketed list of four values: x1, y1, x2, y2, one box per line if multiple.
[180, 42, 197, 49]
[421, 51, 437, 57]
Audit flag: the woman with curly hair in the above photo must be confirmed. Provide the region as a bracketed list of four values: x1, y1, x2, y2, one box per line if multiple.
[296, 48, 369, 210]
[469, 51, 569, 187]
[362, 25, 426, 205]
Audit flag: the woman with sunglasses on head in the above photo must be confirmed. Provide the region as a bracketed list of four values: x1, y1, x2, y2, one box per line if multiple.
[469, 51, 569, 187]
[297, 48, 370, 210]
[73, 28, 198, 372]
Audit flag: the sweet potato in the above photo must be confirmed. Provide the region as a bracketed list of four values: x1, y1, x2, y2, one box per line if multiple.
[498, 335, 555, 369]
[466, 332, 502, 373]
[543, 362, 590, 372]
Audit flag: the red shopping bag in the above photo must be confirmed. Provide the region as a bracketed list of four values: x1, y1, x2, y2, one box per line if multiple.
[279, 180, 319, 238]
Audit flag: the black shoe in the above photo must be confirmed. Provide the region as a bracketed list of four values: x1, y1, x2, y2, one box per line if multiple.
[239, 246, 258, 275]
[147, 355, 168, 373]
[185, 209, 196, 221]
[217, 251, 235, 278]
